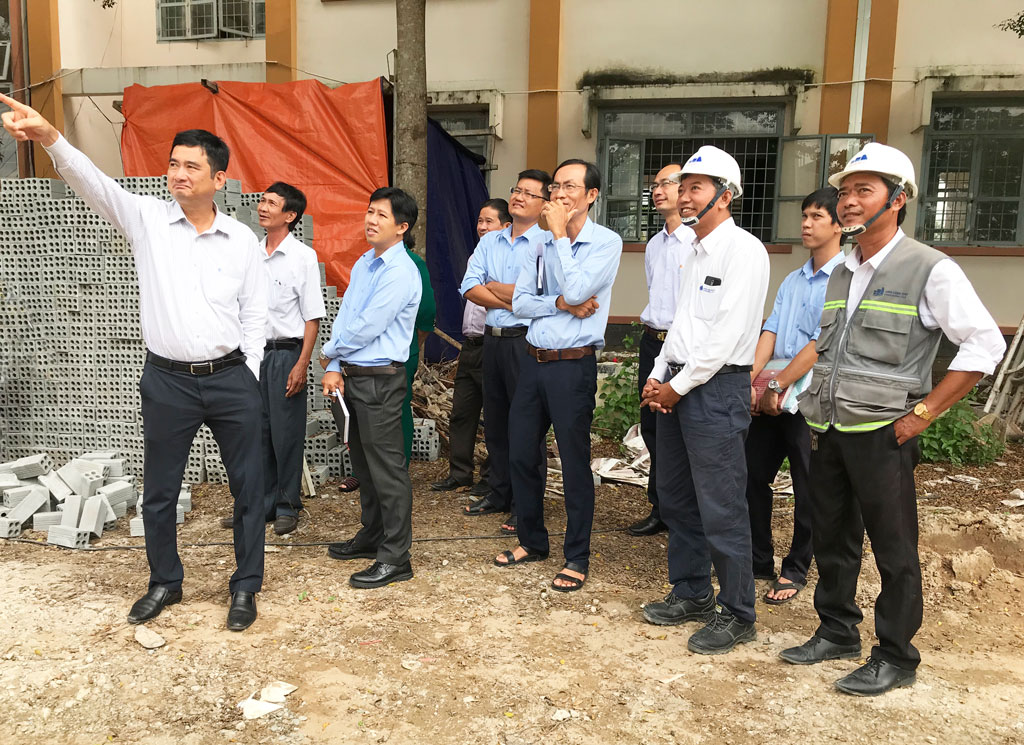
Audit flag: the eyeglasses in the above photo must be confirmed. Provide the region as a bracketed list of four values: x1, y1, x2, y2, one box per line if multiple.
[547, 182, 585, 195]
[510, 186, 546, 201]
[650, 179, 678, 192]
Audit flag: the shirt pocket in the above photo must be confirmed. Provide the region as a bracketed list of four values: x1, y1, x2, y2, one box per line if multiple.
[695, 282, 723, 321]
[201, 259, 245, 311]
[813, 307, 842, 354]
[846, 308, 914, 365]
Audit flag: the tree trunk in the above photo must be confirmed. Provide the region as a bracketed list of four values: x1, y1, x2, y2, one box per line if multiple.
[394, 0, 428, 257]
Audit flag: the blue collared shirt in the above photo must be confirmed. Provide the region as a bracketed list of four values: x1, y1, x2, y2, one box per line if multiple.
[323, 241, 422, 369]
[762, 251, 845, 359]
[512, 218, 623, 350]
[460, 223, 544, 328]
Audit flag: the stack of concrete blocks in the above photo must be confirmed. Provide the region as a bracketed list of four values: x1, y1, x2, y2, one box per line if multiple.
[0, 176, 355, 487]
[0, 450, 140, 547]
[128, 482, 191, 537]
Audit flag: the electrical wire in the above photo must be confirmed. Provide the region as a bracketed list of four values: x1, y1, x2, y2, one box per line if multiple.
[5, 526, 630, 552]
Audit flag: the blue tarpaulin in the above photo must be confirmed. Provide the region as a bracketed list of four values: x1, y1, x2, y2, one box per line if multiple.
[422, 119, 490, 362]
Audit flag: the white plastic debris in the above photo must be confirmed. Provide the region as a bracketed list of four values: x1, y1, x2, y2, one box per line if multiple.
[237, 696, 282, 719]
[259, 681, 297, 704]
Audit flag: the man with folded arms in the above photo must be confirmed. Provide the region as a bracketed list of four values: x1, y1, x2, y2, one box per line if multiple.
[1, 93, 267, 631]
[321, 187, 422, 589]
[459, 170, 551, 534]
[495, 159, 622, 592]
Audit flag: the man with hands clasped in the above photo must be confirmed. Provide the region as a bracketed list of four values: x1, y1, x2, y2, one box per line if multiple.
[640, 146, 769, 655]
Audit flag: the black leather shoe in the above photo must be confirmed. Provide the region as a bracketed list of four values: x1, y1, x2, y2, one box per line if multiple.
[642, 591, 716, 626]
[349, 561, 414, 589]
[468, 480, 492, 497]
[431, 475, 471, 491]
[627, 511, 667, 536]
[273, 514, 298, 536]
[219, 516, 234, 529]
[779, 635, 862, 665]
[226, 591, 257, 631]
[834, 657, 916, 696]
[127, 586, 182, 624]
[687, 609, 756, 655]
[327, 538, 377, 561]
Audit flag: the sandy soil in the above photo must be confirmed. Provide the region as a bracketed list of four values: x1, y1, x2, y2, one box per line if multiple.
[1, 446, 1023, 745]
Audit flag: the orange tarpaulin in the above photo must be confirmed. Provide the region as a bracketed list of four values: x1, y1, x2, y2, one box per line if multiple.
[120, 78, 389, 290]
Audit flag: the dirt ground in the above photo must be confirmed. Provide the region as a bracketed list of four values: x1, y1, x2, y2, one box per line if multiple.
[2, 443, 1024, 745]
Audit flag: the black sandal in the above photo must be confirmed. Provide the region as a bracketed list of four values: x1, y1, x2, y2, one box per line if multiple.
[338, 477, 360, 493]
[464, 498, 502, 516]
[500, 513, 517, 535]
[493, 547, 549, 567]
[551, 561, 588, 592]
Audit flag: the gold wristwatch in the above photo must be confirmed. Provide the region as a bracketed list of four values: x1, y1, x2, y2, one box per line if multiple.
[913, 402, 934, 422]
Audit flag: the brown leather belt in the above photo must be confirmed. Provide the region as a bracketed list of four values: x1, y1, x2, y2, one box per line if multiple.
[527, 343, 595, 363]
[341, 363, 403, 376]
[644, 325, 668, 342]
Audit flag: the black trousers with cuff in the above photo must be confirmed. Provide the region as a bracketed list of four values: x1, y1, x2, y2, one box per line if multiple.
[260, 346, 306, 519]
[810, 423, 923, 670]
[509, 354, 597, 570]
[140, 362, 265, 594]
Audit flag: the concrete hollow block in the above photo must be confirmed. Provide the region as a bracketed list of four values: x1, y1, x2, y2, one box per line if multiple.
[0, 518, 23, 538]
[61, 495, 84, 527]
[79, 496, 106, 538]
[47, 525, 90, 549]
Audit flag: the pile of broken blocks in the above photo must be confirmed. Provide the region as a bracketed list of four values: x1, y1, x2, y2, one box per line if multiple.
[0, 451, 190, 548]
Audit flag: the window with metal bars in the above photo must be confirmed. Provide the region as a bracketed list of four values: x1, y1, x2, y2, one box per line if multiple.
[918, 100, 1024, 245]
[599, 107, 782, 243]
[156, 0, 265, 41]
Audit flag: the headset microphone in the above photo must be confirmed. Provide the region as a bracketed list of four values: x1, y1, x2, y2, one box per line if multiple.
[840, 183, 904, 237]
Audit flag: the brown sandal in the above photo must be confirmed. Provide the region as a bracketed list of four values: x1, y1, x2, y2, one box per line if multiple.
[338, 476, 360, 493]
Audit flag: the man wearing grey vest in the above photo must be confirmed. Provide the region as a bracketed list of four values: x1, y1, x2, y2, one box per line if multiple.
[780, 144, 1005, 696]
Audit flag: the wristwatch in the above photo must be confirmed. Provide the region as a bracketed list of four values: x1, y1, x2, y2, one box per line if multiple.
[913, 402, 934, 421]
[318, 348, 328, 362]
[767, 378, 784, 394]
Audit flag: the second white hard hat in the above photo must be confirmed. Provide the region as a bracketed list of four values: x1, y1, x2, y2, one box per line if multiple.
[675, 145, 744, 198]
[828, 142, 918, 200]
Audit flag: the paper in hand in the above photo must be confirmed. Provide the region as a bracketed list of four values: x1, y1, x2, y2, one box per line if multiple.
[329, 390, 350, 444]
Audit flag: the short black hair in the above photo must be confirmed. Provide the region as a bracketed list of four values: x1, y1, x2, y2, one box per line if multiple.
[517, 168, 553, 198]
[802, 186, 840, 225]
[480, 198, 511, 225]
[369, 186, 419, 249]
[264, 181, 307, 232]
[553, 159, 601, 193]
[879, 177, 908, 226]
[170, 129, 230, 175]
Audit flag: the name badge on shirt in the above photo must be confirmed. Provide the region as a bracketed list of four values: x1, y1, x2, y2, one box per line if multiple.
[536, 254, 544, 294]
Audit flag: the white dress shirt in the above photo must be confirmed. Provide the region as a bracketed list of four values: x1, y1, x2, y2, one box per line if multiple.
[44, 136, 267, 379]
[262, 232, 326, 340]
[845, 228, 1006, 375]
[651, 217, 770, 396]
[640, 221, 696, 330]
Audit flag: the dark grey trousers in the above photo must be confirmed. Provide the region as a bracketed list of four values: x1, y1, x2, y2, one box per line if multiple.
[656, 370, 756, 623]
[448, 339, 489, 484]
[344, 371, 413, 565]
[260, 347, 306, 519]
[140, 362, 265, 593]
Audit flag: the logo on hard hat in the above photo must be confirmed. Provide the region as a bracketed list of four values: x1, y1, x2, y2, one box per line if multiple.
[851, 153, 868, 163]
[689, 156, 702, 163]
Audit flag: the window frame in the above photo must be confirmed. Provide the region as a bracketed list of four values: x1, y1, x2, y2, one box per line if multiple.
[156, 0, 266, 42]
[918, 98, 1024, 247]
[595, 103, 785, 244]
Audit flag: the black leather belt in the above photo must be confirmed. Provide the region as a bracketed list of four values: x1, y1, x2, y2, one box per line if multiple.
[644, 325, 668, 342]
[146, 349, 245, 376]
[485, 325, 527, 338]
[341, 363, 403, 376]
[667, 362, 752, 378]
[462, 335, 484, 347]
[265, 337, 302, 350]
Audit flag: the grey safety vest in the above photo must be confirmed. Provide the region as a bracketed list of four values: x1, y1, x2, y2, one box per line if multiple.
[798, 235, 946, 432]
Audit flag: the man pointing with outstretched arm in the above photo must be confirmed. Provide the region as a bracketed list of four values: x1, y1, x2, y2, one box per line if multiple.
[1, 92, 268, 631]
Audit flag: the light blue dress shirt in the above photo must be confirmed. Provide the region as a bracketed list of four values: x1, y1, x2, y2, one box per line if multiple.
[323, 242, 422, 369]
[762, 251, 845, 359]
[512, 218, 623, 350]
[459, 223, 544, 328]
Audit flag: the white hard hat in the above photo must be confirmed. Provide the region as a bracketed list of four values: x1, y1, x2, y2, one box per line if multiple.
[675, 146, 743, 198]
[828, 142, 918, 201]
